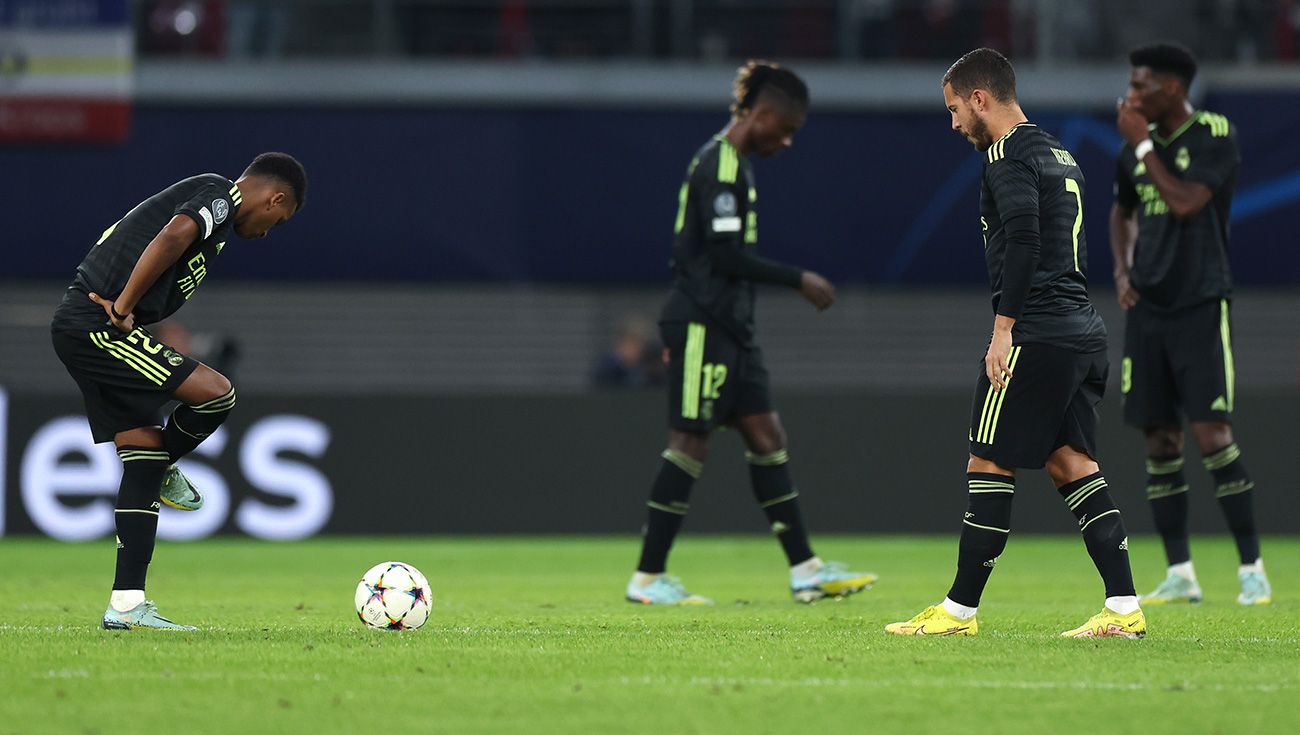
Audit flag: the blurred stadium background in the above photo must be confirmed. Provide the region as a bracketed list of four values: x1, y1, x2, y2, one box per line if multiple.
[1, 0, 1297, 542]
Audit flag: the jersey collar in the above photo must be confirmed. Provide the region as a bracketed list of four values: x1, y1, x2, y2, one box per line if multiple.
[1149, 111, 1198, 147]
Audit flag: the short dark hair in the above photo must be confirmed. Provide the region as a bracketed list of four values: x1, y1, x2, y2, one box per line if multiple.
[243, 152, 308, 210]
[731, 60, 809, 116]
[943, 47, 1017, 102]
[1130, 42, 1197, 88]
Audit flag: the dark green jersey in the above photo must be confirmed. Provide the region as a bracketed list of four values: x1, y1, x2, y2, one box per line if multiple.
[659, 135, 802, 345]
[51, 174, 241, 331]
[980, 123, 1107, 353]
[1114, 110, 1238, 311]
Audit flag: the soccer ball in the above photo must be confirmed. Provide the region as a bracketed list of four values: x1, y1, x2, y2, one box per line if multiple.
[354, 561, 432, 630]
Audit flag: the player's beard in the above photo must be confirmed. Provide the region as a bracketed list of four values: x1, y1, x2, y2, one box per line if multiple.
[967, 116, 993, 151]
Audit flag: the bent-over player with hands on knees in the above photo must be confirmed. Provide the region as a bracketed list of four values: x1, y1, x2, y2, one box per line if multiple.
[51, 152, 307, 630]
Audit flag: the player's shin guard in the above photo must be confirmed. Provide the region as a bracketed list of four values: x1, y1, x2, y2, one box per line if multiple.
[946, 473, 1015, 607]
[1204, 444, 1261, 564]
[635, 449, 701, 574]
[1146, 455, 1191, 565]
[747, 449, 814, 566]
[113, 447, 169, 591]
[161, 387, 236, 462]
[1059, 472, 1136, 598]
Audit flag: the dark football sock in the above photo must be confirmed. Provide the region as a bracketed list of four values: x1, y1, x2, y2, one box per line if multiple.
[946, 473, 1015, 608]
[1145, 454, 1191, 566]
[161, 387, 236, 462]
[112, 446, 170, 591]
[1058, 472, 1136, 598]
[635, 449, 701, 574]
[1203, 443, 1260, 564]
[747, 449, 814, 566]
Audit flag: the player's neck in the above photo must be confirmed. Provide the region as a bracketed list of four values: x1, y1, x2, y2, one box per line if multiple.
[1155, 101, 1195, 138]
[986, 105, 1029, 143]
[722, 120, 751, 157]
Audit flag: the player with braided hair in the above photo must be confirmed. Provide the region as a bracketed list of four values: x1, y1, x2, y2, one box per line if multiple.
[625, 61, 876, 606]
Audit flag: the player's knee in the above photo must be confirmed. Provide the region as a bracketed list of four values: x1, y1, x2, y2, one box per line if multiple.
[740, 416, 786, 455]
[668, 431, 709, 463]
[1144, 427, 1182, 456]
[1190, 421, 1233, 454]
[191, 375, 234, 410]
[1045, 452, 1099, 487]
[114, 427, 163, 448]
[966, 454, 1013, 475]
[205, 371, 233, 402]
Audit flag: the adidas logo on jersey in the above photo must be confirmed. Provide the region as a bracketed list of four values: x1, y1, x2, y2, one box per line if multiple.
[1119, 537, 1129, 551]
[1210, 395, 1228, 412]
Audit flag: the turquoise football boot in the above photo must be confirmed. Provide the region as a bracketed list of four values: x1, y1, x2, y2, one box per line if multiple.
[1238, 570, 1273, 606]
[791, 561, 877, 603]
[1140, 573, 1202, 604]
[101, 600, 197, 631]
[626, 575, 713, 606]
[159, 465, 203, 512]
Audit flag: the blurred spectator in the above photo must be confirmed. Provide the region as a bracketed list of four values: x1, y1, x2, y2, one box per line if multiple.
[591, 316, 665, 389]
[128, 0, 1294, 64]
[137, 1, 226, 57]
[226, 1, 291, 59]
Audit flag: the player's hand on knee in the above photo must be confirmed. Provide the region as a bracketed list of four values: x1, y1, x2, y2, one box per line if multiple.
[88, 292, 135, 332]
[799, 271, 835, 311]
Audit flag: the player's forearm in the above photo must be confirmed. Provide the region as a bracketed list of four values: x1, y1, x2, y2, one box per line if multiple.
[995, 213, 1040, 321]
[1136, 152, 1212, 219]
[115, 233, 189, 313]
[1108, 204, 1137, 279]
[712, 245, 804, 287]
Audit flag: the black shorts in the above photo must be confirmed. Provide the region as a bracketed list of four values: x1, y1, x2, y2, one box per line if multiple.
[1122, 299, 1235, 428]
[662, 321, 771, 432]
[51, 326, 199, 443]
[969, 344, 1107, 469]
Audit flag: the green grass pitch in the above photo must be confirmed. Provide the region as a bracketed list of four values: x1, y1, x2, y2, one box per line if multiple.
[1, 535, 1296, 734]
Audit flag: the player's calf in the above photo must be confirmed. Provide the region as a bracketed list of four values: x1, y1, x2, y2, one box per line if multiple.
[947, 473, 1015, 608]
[1057, 472, 1140, 614]
[162, 383, 236, 462]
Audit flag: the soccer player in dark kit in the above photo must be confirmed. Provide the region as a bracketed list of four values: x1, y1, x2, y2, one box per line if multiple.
[886, 49, 1144, 638]
[1112, 42, 1271, 606]
[625, 61, 875, 605]
[51, 152, 307, 630]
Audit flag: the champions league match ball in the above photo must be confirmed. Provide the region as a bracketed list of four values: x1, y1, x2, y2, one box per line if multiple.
[354, 561, 433, 630]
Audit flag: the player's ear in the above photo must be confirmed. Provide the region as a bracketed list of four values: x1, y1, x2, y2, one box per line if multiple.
[269, 191, 287, 210]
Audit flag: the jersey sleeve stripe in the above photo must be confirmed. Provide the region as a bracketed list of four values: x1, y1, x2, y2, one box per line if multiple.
[718, 144, 739, 184]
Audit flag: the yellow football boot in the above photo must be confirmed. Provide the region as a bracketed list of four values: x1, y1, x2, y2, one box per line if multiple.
[884, 605, 978, 636]
[1061, 607, 1146, 639]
